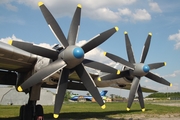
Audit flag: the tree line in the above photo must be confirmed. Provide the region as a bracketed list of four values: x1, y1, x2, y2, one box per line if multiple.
[146, 92, 180, 98]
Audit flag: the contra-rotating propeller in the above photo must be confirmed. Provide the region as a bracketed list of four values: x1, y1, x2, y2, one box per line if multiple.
[98, 31, 172, 112]
[9, 2, 119, 118]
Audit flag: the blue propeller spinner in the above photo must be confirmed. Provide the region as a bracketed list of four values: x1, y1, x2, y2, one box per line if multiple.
[73, 47, 84, 59]
[143, 65, 150, 73]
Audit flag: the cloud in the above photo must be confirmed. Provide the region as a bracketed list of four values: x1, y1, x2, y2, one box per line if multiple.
[142, 79, 179, 92]
[118, 8, 132, 16]
[0, 34, 23, 43]
[168, 30, 180, 49]
[149, 1, 162, 13]
[5, 3, 18, 11]
[157, 84, 179, 92]
[0, 0, 13, 5]
[0, 35, 54, 49]
[38, 43, 52, 49]
[0, 0, 18, 11]
[132, 9, 151, 21]
[86, 8, 120, 23]
[156, 86, 176, 92]
[15, 0, 137, 9]
[87, 7, 152, 22]
[164, 70, 180, 78]
[1, 0, 154, 23]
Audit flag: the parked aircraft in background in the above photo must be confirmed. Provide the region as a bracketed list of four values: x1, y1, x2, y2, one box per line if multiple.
[70, 90, 108, 101]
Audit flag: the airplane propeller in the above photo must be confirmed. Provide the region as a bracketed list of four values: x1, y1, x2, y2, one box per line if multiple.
[9, 2, 119, 118]
[99, 31, 172, 112]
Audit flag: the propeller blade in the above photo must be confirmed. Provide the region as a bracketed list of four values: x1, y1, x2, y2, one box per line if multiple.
[127, 77, 140, 111]
[140, 33, 152, 63]
[124, 31, 136, 63]
[83, 59, 120, 74]
[148, 62, 166, 70]
[81, 27, 118, 53]
[145, 72, 172, 86]
[67, 4, 81, 45]
[104, 52, 134, 69]
[17, 59, 66, 92]
[54, 68, 69, 119]
[9, 40, 58, 60]
[137, 84, 145, 112]
[98, 70, 129, 81]
[38, 2, 68, 48]
[75, 63, 105, 108]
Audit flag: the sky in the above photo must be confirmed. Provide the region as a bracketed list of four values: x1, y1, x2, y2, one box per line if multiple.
[0, 0, 180, 98]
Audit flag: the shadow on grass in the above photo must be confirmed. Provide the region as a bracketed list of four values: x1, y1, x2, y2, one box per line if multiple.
[0, 109, 152, 120]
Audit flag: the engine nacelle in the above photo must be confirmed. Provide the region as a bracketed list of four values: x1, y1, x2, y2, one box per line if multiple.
[34, 57, 51, 73]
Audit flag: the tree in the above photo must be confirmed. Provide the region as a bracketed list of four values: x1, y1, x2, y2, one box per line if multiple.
[64, 91, 72, 101]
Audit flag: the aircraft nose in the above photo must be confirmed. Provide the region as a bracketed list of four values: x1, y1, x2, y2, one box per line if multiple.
[143, 65, 150, 73]
[73, 47, 84, 59]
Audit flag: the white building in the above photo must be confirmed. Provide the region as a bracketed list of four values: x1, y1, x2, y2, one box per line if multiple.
[0, 86, 55, 105]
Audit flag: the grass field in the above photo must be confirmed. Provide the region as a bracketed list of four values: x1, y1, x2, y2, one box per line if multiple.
[0, 102, 180, 119]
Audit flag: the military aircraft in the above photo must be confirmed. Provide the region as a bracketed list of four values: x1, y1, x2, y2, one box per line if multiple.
[0, 1, 168, 120]
[98, 31, 172, 112]
[0, 2, 120, 120]
[70, 90, 108, 101]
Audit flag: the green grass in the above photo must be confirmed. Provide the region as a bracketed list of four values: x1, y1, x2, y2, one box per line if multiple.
[0, 102, 180, 119]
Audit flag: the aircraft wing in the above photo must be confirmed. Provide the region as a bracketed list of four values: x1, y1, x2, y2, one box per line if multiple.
[63, 70, 157, 93]
[68, 71, 99, 81]
[116, 84, 157, 93]
[0, 41, 37, 72]
[0, 41, 157, 93]
[68, 71, 157, 93]
[0, 41, 37, 85]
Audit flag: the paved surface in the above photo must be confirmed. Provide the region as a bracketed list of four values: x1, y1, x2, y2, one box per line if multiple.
[44, 113, 180, 120]
[44, 118, 180, 120]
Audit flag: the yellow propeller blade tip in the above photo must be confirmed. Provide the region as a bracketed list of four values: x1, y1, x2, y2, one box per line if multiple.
[126, 108, 130, 111]
[142, 108, 145, 112]
[117, 70, 120, 75]
[77, 4, 82, 8]
[149, 32, 152, 36]
[103, 52, 107, 56]
[53, 114, 59, 118]
[164, 62, 167, 66]
[8, 40, 13, 45]
[97, 77, 101, 81]
[101, 104, 106, 109]
[124, 31, 128, 34]
[17, 86, 23, 92]
[38, 1, 44, 6]
[115, 27, 119, 31]
[170, 83, 172, 87]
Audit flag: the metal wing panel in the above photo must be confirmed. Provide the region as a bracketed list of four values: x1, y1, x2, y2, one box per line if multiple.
[68, 71, 99, 81]
[118, 84, 158, 93]
[41, 80, 87, 91]
[0, 41, 37, 72]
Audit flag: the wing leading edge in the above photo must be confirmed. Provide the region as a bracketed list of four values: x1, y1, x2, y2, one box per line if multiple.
[0, 41, 37, 72]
